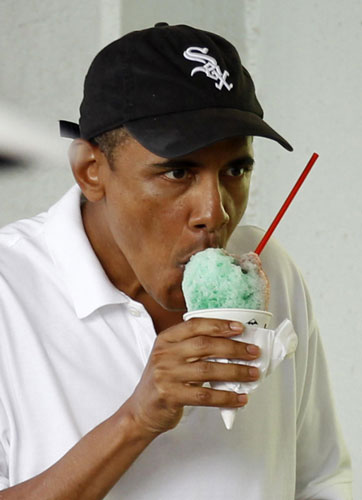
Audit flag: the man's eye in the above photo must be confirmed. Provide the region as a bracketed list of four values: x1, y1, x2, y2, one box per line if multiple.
[164, 169, 188, 180]
[225, 166, 245, 177]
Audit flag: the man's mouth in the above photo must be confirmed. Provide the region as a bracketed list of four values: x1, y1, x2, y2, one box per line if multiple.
[178, 242, 223, 268]
[178, 250, 204, 268]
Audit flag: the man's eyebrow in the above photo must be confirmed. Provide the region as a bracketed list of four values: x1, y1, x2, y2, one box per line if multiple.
[150, 159, 200, 169]
[226, 155, 255, 168]
[150, 155, 255, 169]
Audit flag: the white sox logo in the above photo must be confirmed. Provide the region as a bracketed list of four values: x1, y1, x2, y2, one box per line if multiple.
[183, 46, 233, 91]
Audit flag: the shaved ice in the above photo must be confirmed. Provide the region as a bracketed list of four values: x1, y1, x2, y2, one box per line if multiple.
[182, 248, 269, 311]
[182, 248, 271, 430]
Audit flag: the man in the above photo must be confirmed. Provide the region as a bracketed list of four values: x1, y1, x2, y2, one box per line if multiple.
[0, 23, 352, 499]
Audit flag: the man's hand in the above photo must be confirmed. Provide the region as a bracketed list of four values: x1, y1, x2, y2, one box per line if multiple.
[125, 318, 260, 435]
[0, 320, 260, 500]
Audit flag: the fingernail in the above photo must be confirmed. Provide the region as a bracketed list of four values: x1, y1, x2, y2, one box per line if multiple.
[246, 344, 259, 355]
[229, 321, 244, 332]
[249, 367, 259, 378]
[238, 394, 248, 404]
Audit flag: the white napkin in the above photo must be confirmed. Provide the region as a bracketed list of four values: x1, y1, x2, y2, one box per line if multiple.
[209, 319, 298, 429]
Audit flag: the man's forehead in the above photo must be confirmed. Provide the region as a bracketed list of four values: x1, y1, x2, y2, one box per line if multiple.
[149, 136, 254, 167]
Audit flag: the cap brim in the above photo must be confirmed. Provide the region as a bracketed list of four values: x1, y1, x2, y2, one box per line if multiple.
[125, 108, 293, 157]
[59, 120, 81, 139]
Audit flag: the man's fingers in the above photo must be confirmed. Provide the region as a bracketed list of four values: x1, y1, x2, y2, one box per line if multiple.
[180, 385, 248, 408]
[160, 317, 244, 343]
[174, 360, 259, 383]
[179, 336, 260, 362]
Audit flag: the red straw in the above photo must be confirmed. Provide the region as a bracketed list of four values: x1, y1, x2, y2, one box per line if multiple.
[254, 152, 319, 255]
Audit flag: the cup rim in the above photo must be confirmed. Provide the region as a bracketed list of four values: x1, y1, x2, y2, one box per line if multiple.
[183, 308, 273, 320]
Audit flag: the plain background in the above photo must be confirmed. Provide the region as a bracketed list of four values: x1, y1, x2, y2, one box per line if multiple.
[1, 0, 361, 497]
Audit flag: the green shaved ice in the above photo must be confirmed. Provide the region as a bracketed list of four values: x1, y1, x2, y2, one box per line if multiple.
[182, 248, 264, 311]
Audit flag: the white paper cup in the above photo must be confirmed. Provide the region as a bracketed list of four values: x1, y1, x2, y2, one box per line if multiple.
[183, 308, 272, 328]
[183, 308, 273, 430]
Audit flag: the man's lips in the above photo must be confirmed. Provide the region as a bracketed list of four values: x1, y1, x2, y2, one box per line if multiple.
[177, 242, 223, 268]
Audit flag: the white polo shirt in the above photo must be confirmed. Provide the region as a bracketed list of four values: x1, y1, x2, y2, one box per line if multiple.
[0, 185, 352, 499]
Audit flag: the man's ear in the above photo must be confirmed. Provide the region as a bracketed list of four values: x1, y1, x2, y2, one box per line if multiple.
[68, 139, 107, 202]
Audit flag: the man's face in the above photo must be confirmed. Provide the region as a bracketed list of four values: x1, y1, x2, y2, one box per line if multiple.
[99, 135, 254, 311]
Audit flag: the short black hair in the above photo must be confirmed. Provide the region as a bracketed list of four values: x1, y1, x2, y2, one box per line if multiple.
[91, 126, 132, 169]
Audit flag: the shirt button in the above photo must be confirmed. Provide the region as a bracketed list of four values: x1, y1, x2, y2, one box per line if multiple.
[129, 307, 141, 317]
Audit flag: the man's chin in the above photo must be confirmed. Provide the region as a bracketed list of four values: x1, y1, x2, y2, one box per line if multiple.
[163, 303, 187, 312]
[157, 286, 187, 312]
[160, 296, 187, 312]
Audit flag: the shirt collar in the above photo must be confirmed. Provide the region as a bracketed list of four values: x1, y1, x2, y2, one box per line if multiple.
[44, 184, 129, 319]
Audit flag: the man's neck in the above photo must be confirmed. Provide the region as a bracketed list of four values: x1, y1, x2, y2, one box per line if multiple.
[81, 200, 184, 334]
[135, 290, 185, 333]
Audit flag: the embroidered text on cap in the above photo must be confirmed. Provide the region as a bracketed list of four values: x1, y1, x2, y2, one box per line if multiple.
[183, 46, 233, 91]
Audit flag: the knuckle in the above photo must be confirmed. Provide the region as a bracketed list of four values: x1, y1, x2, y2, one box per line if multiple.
[207, 320, 227, 334]
[215, 320, 230, 332]
[195, 389, 212, 403]
[229, 363, 249, 381]
[187, 318, 227, 335]
[187, 318, 201, 334]
[232, 364, 243, 379]
[230, 340, 242, 358]
[194, 335, 211, 352]
[153, 366, 167, 386]
[223, 392, 235, 406]
[230, 392, 246, 406]
[151, 342, 166, 360]
[197, 361, 212, 375]
[154, 381, 170, 405]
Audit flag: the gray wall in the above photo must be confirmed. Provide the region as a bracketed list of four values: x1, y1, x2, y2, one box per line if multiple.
[1, 1, 361, 496]
[0, 0, 121, 222]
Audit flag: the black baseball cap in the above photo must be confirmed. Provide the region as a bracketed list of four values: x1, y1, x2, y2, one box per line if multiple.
[60, 22, 293, 157]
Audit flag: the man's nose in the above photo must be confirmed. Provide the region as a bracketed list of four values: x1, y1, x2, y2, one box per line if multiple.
[189, 177, 230, 232]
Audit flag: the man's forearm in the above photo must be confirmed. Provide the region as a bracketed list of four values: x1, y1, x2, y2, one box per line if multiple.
[0, 403, 156, 500]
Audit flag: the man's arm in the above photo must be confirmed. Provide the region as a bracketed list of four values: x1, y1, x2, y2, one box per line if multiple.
[0, 317, 257, 499]
[0, 405, 155, 500]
